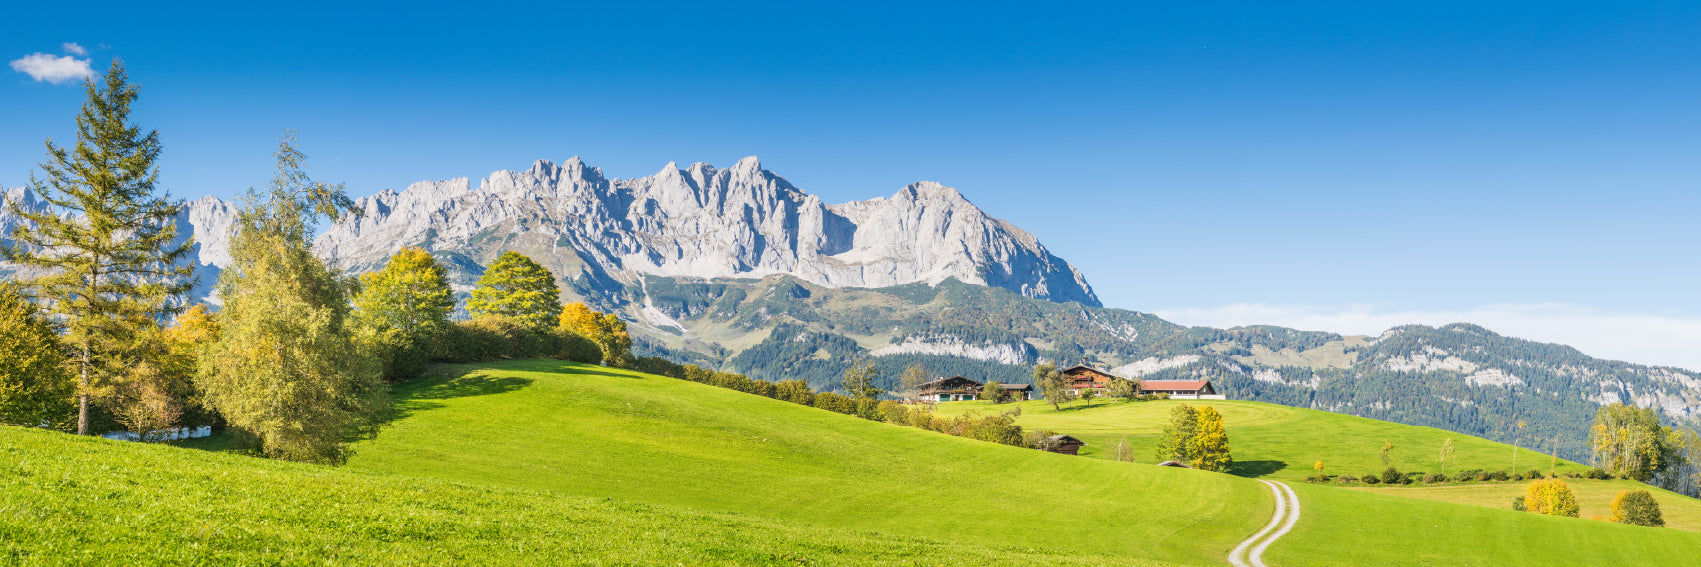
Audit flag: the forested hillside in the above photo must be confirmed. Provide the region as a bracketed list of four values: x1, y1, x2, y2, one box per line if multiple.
[624, 275, 1701, 463]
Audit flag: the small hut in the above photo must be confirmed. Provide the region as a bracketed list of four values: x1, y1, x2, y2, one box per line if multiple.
[1044, 434, 1087, 455]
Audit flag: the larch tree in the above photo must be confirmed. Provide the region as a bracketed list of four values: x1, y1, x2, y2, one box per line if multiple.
[353, 247, 455, 378]
[467, 251, 561, 329]
[1189, 406, 1232, 472]
[897, 363, 932, 400]
[0, 284, 74, 428]
[1439, 438, 1456, 476]
[4, 61, 194, 435]
[196, 133, 385, 464]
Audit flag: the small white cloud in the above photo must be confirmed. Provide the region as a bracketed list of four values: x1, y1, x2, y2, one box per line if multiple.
[1152, 302, 1701, 372]
[9, 52, 95, 84]
[62, 42, 87, 56]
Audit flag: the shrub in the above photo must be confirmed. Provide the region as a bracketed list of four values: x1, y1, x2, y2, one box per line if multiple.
[773, 380, 814, 406]
[1512, 496, 1526, 511]
[1422, 473, 1447, 483]
[1381, 468, 1404, 485]
[1587, 468, 1613, 480]
[1525, 469, 1546, 480]
[878, 401, 909, 424]
[1334, 475, 1359, 485]
[1454, 469, 1482, 482]
[633, 356, 685, 379]
[908, 406, 936, 429]
[1524, 478, 1581, 517]
[812, 392, 856, 415]
[1487, 470, 1510, 482]
[555, 330, 602, 364]
[1511, 473, 1525, 481]
[1362, 474, 1381, 485]
[1609, 489, 1665, 527]
[1474, 471, 1491, 482]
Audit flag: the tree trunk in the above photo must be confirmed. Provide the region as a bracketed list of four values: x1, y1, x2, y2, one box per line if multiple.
[77, 344, 90, 435]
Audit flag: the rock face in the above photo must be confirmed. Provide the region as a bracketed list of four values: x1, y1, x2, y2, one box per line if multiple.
[312, 156, 1100, 306]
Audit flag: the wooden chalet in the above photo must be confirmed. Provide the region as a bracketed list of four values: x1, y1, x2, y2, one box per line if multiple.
[1060, 364, 1119, 394]
[1138, 379, 1222, 400]
[917, 376, 983, 402]
[1044, 434, 1086, 455]
[916, 377, 1034, 402]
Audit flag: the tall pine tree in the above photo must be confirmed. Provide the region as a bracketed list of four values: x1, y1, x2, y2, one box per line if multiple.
[4, 61, 193, 435]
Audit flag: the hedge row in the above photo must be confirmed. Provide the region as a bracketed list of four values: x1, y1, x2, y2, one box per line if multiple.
[1308, 467, 1583, 486]
[628, 355, 1038, 448]
[428, 315, 602, 365]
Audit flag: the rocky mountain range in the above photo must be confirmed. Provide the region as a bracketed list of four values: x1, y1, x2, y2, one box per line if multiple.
[4, 156, 1699, 461]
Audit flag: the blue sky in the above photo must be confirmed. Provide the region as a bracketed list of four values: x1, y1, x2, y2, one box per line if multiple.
[4, 2, 1700, 368]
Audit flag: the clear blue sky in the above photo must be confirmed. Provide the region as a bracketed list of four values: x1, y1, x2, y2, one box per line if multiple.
[5, 2, 1700, 367]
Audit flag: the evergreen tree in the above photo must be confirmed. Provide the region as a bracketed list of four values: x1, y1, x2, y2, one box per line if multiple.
[353, 247, 454, 378]
[841, 357, 882, 400]
[1156, 403, 1200, 463]
[0, 285, 74, 428]
[467, 251, 560, 329]
[4, 62, 194, 434]
[196, 133, 385, 464]
[1190, 406, 1232, 472]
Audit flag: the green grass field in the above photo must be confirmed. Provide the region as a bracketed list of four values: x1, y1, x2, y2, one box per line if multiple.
[1353, 479, 1701, 532]
[12, 360, 1701, 566]
[934, 398, 1592, 481]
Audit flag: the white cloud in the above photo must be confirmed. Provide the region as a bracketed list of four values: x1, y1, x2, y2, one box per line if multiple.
[1152, 302, 1701, 372]
[62, 42, 87, 56]
[10, 52, 95, 84]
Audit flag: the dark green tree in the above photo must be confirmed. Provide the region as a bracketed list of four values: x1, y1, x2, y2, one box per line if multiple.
[840, 357, 883, 400]
[4, 62, 194, 434]
[467, 251, 561, 329]
[1608, 489, 1665, 527]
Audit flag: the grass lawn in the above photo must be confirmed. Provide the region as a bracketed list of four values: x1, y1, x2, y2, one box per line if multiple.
[0, 427, 1150, 566]
[934, 398, 1591, 481]
[341, 360, 1269, 566]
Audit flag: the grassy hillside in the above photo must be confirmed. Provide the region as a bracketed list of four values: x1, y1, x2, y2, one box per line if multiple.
[1353, 480, 1701, 531]
[24, 359, 1701, 566]
[343, 360, 1268, 566]
[934, 398, 1593, 481]
[0, 427, 1146, 566]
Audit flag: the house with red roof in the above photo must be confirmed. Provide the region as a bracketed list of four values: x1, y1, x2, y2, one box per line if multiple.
[1138, 379, 1222, 400]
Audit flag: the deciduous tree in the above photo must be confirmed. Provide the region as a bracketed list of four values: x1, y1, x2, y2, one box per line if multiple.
[558, 302, 633, 367]
[840, 357, 882, 400]
[0, 285, 73, 428]
[1190, 406, 1232, 471]
[353, 247, 454, 378]
[1523, 478, 1581, 517]
[1609, 489, 1665, 527]
[4, 62, 194, 434]
[981, 381, 1002, 402]
[468, 252, 561, 329]
[196, 133, 385, 464]
[1439, 438, 1456, 476]
[1156, 403, 1200, 463]
[1033, 363, 1072, 410]
[1590, 403, 1675, 481]
[898, 363, 932, 400]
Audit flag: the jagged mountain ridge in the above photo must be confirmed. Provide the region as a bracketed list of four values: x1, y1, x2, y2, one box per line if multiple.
[312, 156, 1100, 307]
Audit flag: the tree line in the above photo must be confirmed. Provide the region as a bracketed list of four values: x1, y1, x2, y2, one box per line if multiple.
[0, 64, 632, 464]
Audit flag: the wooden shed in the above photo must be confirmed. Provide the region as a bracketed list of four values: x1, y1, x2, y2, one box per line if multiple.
[1044, 434, 1087, 455]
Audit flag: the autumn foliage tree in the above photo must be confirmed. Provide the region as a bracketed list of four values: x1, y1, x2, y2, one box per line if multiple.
[1523, 478, 1581, 517]
[558, 302, 633, 367]
[1609, 489, 1665, 527]
[468, 252, 561, 330]
[1590, 403, 1682, 482]
[1190, 406, 1233, 471]
[0, 284, 73, 428]
[1156, 403, 1200, 464]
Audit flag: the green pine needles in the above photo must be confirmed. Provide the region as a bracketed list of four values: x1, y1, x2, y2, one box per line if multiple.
[4, 61, 195, 435]
[467, 251, 561, 329]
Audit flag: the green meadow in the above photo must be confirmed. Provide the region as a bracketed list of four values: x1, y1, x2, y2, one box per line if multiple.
[934, 397, 1593, 480]
[11, 360, 1701, 566]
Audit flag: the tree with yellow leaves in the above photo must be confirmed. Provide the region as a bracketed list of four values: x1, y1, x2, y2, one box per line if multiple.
[559, 302, 633, 367]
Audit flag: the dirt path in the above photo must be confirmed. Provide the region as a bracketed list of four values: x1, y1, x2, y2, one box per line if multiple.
[1229, 480, 1300, 567]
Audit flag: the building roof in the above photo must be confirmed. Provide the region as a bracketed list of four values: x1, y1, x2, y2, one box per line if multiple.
[999, 383, 1033, 391]
[917, 376, 982, 389]
[1140, 380, 1212, 391]
[1060, 364, 1114, 376]
[1046, 434, 1086, 445]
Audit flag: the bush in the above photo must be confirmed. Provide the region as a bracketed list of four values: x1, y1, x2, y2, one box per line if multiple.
[1525, 469, 1546, 480]
[1609, 489, 1665, 527]
[1511, 473, 1525, 481]
[1587, 468, 1613, 480]
[1334, 475, 1359, 485]
[1512, 496, 1526, 511]
[1422, 473, 1447, 483]
[1454, 469, 1482, 482]
[555, 330, 602, 364]
[1363, 474, 1381, 485]
[1381, 468, 1404, 485]
[1487, 470, 1510, 482]
[812, 392, 856, 415]
[633, 356, 684, 379]
[1524, 478, 1581, 517]
[878, 401, 908, 424]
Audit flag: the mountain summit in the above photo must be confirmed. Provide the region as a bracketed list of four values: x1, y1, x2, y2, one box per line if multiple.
[313, 157, 1100, 307]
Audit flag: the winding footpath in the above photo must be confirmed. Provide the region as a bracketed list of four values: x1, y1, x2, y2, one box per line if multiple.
[1228, 480, 1301, 567]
